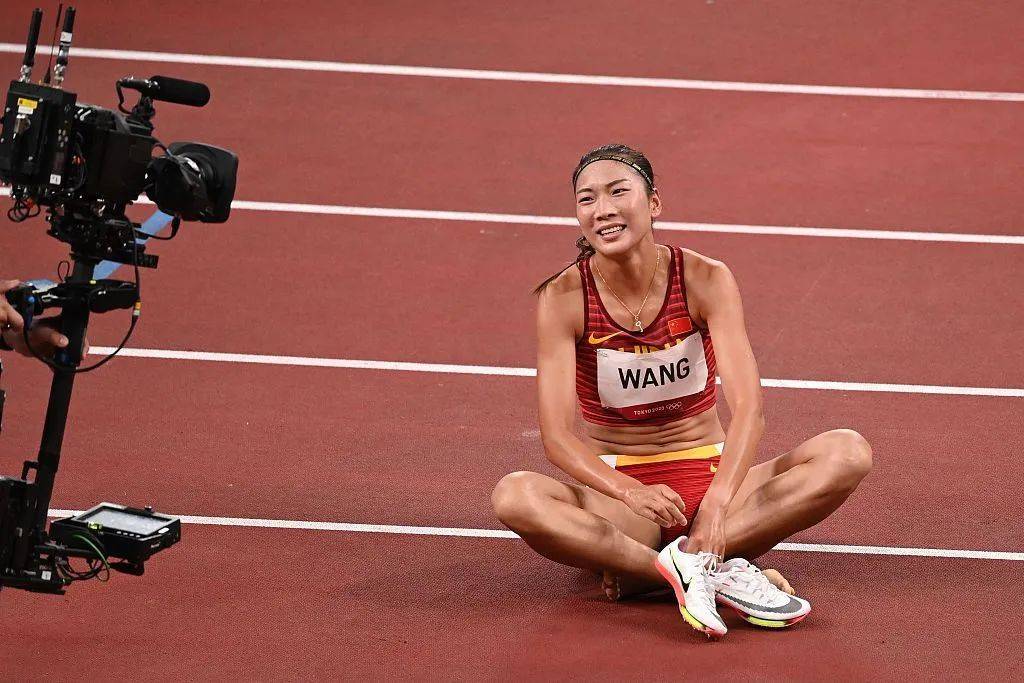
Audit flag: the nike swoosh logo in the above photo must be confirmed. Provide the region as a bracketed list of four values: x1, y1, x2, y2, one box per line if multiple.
[588, 331, 625, 344]
[710, 463, 718, 473]
[671, 550, 690, 590]
[725, 594, 805, 614]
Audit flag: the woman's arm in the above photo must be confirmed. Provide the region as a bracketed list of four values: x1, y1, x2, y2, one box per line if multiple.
[536, 278, 638, 498]
[699, 260, 765, 509]
[536, 276, 687, 528]
[685, 258, 765, 554]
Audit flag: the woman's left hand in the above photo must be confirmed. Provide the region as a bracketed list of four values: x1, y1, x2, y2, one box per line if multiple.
[684, 504, 728, 559]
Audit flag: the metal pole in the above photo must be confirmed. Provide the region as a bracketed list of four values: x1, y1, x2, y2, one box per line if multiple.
[28, 256, 94, 535]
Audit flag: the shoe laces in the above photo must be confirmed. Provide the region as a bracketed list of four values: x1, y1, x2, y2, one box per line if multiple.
[715, 561, 779, 603]
[690, 551, 719, 607]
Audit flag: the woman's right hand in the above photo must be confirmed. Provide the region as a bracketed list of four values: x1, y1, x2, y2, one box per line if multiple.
[620, 484, 687, 528]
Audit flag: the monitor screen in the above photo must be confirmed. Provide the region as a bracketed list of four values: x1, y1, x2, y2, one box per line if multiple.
[82, 508, 169, 535]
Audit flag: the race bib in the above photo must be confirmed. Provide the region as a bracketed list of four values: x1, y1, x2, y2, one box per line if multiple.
[596, 332, 708, 410]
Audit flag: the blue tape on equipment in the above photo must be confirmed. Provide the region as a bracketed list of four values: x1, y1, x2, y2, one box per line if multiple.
[93, 211, 174, 279]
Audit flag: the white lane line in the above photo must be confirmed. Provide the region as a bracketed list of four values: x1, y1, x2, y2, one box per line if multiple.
[3, 188, 1019, 244]
[772, 542, 1023, 561]
[226, 200, 1024, 245]
[2, 43, 1023, 102]
[92, 347, 537, 377]
[47, 509, 1023, 561]
[90, 346, 1024, 398]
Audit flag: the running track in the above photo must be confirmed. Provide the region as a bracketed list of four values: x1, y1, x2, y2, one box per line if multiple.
[0, 1, 1021, 679]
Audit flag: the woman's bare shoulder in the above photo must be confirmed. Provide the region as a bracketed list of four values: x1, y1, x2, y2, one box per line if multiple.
[543, 262, 584, 298]
[680, 248, 734, 326]
[680, 247, 727, 280]
[537, 263, 585, 337]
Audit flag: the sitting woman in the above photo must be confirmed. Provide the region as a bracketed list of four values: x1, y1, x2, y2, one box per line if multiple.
[491, 144, 872, 638]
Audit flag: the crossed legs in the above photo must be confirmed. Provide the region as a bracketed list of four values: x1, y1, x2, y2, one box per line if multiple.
[492, 429, 873, 593]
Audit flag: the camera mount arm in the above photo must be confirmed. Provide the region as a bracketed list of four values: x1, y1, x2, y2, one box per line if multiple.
[25, 257, 95, 538]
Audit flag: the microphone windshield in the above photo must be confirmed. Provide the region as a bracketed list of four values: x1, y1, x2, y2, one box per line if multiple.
[149, 76, 211, 107]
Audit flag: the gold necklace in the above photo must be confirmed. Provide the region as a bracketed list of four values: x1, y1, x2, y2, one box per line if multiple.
[592, 246, 661, 333]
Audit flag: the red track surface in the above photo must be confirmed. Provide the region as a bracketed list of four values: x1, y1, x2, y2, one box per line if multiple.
[4, 1, 1024, 91]
[5, 217, 1024, 386]
[3, 529, 1020, 679]
[0, 360, 1020, 549]
[1, 53, 1021, 235]
[0, 1, 1021, 679]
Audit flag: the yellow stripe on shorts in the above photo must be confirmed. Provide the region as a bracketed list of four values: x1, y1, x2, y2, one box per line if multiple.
[600, 442, 723, 468]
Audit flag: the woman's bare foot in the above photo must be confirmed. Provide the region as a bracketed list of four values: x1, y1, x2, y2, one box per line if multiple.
[761, 568, 795, 595]
[601, 571, 664, 601]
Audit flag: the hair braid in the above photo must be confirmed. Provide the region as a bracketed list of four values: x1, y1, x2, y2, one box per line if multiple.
[530, 236, 595, 295]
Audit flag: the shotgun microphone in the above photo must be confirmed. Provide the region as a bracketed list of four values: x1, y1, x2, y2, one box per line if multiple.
[117, 75, 211, 107]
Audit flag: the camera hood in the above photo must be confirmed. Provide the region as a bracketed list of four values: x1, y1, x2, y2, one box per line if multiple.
[146, 142, 238, 223]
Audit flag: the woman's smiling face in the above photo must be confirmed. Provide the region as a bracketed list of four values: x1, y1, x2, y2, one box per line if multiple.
[574, 160, 661, 256]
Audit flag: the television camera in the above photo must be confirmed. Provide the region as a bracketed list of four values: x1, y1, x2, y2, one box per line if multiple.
[0, 6, 238, 594]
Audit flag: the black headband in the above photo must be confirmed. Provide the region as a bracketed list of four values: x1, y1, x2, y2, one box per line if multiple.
[572, 155, 654, 191]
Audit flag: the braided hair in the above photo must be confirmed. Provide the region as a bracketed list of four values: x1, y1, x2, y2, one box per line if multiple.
[532, 144, 656, 295]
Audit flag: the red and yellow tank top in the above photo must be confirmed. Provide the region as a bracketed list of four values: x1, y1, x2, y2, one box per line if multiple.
[575, 245, 717, 427]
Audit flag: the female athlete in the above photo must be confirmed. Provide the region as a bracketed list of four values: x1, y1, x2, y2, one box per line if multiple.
[491, 144, 872, 638]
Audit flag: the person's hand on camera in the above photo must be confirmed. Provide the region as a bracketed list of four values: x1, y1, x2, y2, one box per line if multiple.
[1, 279, 28, 353]
[3, 315, 72, 358]
[1, 279, 76, 358]
[620, 483, 688, 528]
[1, 279, 26, 333]
[21, 315, 75, 357]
